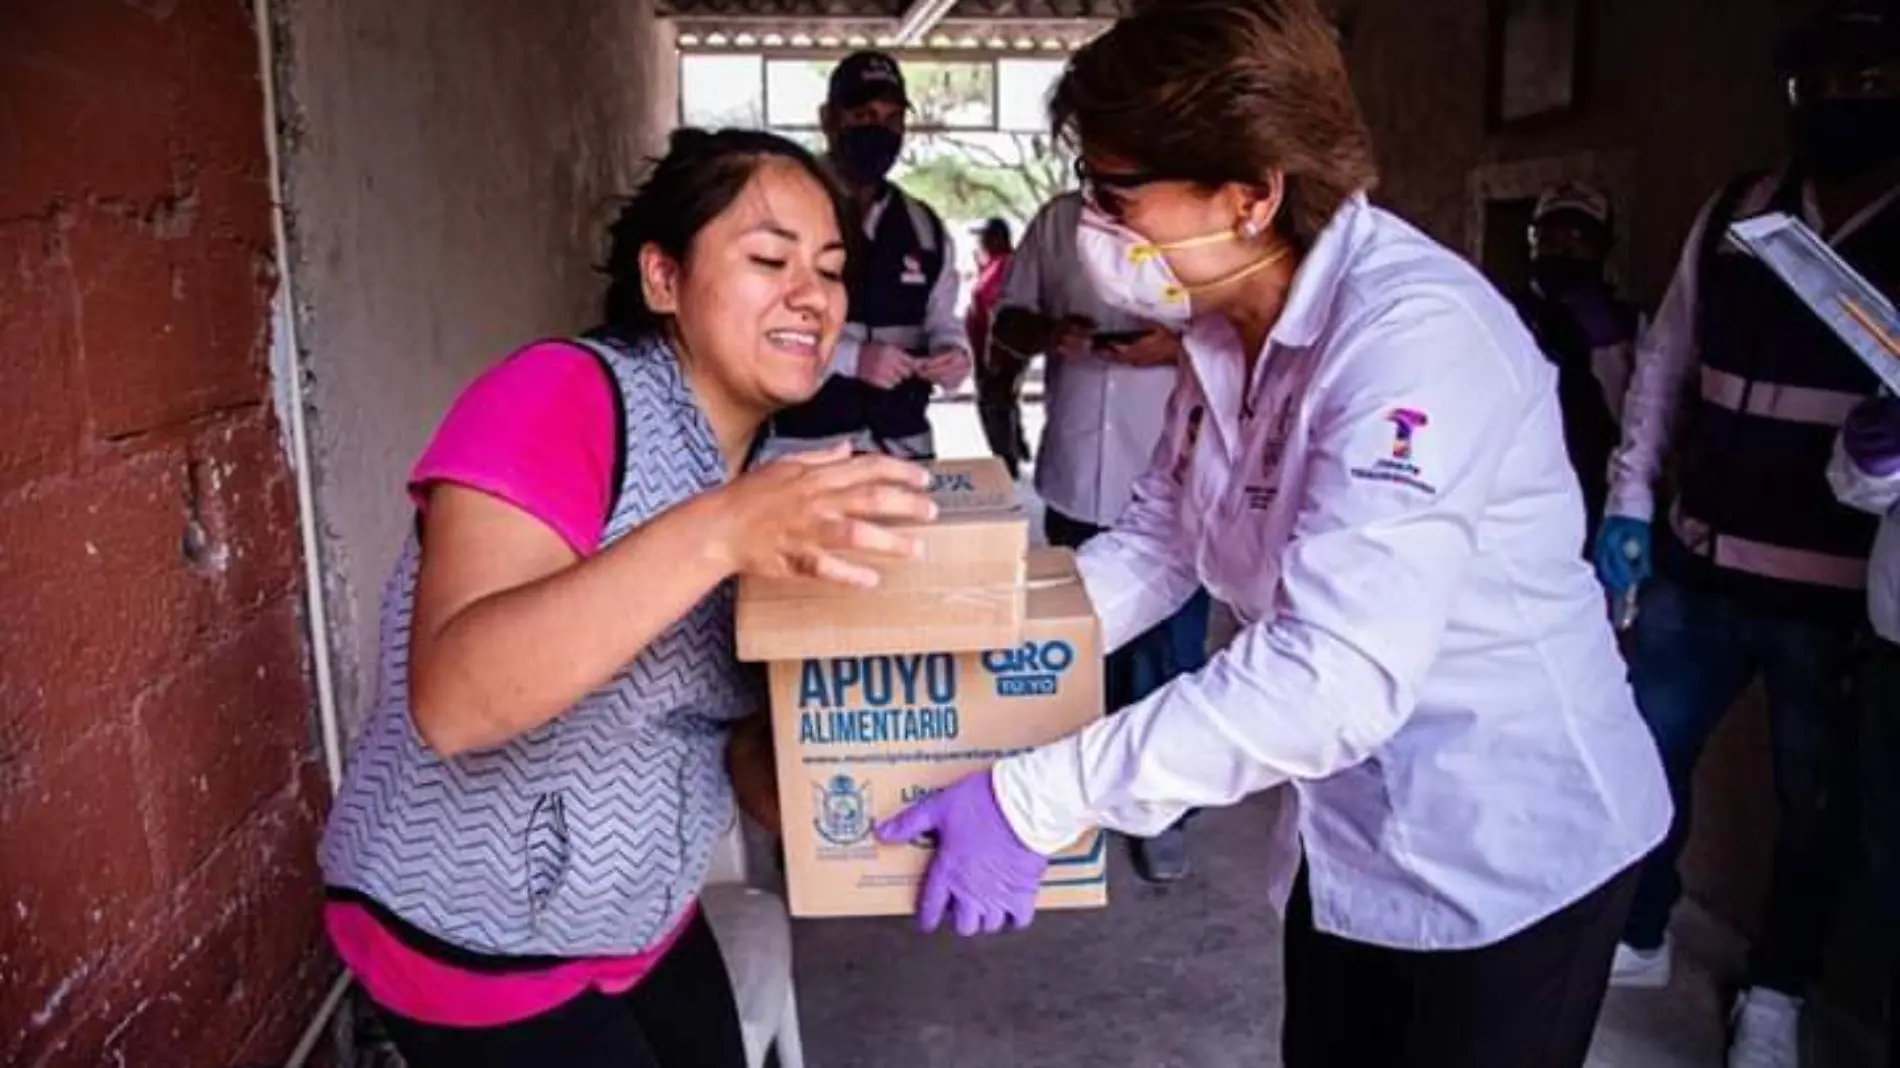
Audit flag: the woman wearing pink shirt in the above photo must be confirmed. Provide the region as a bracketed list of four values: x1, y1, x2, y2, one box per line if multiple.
[318, 128, 935, 1067]
[969, 216, 1028, 478]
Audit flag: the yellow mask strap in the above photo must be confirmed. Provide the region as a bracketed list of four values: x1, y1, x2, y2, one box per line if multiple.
[1127, 228, 1244, 266]
[1159, 242, 1292, 304]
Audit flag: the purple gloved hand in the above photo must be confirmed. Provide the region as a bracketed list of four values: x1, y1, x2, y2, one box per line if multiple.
[875, 771, 1048, 936]
[1844, 394, 1900, 478]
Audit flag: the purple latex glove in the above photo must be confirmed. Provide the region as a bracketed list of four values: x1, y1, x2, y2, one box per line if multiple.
[1845, 395, 1900, 478]
[875, 771, 1048, 936]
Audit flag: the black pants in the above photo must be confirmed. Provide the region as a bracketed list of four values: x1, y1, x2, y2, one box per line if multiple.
[1858, 638, 1900, 1067]
[976, 351, 1028, 479]
[1619, 573, 1861, 995]
[1283, 864, 1638, 1068]
[373, 912, 747, 1068]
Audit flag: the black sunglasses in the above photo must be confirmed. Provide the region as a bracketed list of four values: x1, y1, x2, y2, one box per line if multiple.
[1074, 159, 1173, 217]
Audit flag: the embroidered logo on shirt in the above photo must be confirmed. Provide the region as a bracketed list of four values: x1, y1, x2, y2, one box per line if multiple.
[1349, 407, 1437, 494]
[900, 255, 927, 286]
[1387, 408, 1429, 459]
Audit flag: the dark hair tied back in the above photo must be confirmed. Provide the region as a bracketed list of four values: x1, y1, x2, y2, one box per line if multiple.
[600, 127, 853, 336]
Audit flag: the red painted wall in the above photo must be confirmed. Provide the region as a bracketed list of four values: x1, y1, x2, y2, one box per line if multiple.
[1, 3, 332, 1064]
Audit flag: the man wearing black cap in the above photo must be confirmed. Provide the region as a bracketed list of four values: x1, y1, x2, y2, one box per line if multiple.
[769, 50, 972, 460]
[1508, 180, 1639, 543]
[1594, 5, 1900, 1065]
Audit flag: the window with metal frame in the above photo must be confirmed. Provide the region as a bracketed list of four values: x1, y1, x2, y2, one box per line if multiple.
[678, 53, 1064, 135]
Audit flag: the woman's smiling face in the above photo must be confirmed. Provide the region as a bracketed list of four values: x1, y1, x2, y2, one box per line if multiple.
[647, 156, 851, 411]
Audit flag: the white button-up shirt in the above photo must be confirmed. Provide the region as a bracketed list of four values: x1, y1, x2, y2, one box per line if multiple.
[997, 192, 1176, 526]
[993, 194, 1672, 951]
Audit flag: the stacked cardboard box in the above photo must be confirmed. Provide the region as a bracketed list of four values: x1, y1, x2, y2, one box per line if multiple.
[735, 458, 1110, 918]
[736, 458, 1029, 662]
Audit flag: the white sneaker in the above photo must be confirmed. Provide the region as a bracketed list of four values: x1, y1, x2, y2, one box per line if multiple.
[1609, 937, 1672, 988]
[1727, 988, 1802, 1068]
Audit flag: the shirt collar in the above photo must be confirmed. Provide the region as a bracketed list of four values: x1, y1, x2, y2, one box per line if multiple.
[1177, 192, 1369, 447]
[1265, 191, 1371, 350]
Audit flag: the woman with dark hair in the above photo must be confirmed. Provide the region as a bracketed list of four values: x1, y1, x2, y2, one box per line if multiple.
[318, 127, 935, 1068]
[878, 2, 1671, 1064]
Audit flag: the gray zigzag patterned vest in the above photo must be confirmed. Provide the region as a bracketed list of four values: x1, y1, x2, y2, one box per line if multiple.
[319, 333, 761, 957]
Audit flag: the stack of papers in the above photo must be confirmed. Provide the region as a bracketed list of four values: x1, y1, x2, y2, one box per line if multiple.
[1728, 212, 1900, 391]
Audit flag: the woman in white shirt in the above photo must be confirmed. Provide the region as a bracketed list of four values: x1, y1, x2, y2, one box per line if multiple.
[875, 1, 1671, 1064]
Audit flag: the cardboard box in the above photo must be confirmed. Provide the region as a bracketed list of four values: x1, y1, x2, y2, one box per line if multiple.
[736, 458, 1029, 662]
[770, 547, 1107, 918]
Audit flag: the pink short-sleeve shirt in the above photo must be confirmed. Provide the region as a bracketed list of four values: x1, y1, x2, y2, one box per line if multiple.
[325, 340, 697, 1028]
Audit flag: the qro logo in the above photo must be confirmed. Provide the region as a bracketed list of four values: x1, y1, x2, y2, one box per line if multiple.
[981, 639, 1076, 697]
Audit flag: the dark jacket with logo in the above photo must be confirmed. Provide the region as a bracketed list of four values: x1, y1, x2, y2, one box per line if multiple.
[773, 185, 948, 458]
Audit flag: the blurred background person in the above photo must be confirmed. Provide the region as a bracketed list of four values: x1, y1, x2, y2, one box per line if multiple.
[968, 216, 1031, 479]
[1508, 181, 1640, 543]
[1830, 393, 1900, 1068]
[1592, 5, 1900, 1064]
[769, 50, 971, 460]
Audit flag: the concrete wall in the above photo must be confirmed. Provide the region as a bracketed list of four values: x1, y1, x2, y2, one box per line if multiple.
[273, 0, 681, 737]
[1346, 0, 1821, 305]
[1342, 0, 1825, 940]
[0, 3, 332, 1064]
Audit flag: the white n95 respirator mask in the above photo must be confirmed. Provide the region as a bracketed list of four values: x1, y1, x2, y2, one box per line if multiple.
[1074, 206, 1285, 330]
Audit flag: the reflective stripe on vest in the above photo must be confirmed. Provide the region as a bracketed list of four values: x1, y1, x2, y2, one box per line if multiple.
[1672, 502, 1869, 590]
[1699, 365, 1861, 427]
[1670, 171, 1892, 598]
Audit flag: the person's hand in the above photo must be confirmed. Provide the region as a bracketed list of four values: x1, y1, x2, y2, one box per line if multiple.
[1051, 316, 1095, 361]
[875, 771, 1047, 936]
[1099, 327, 1184, 368]
[727, 713, 780, 835]
[706, 443, 936, 587]
[918, 348, 972, 391]
[857, 342, 915, 390]
[1845, 394, 1900, 478]
[1593, 515, 1652, 596]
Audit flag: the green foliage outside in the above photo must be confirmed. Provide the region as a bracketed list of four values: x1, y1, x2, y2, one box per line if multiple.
[898, 132, 1069, 226]
[681, 54, 1073, 228]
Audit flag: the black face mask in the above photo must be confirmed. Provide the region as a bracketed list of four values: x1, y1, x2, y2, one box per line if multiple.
[1531, 255, 1604, 298]
[834, 124, 902, 186]
[1791, 99, 1900, 180]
